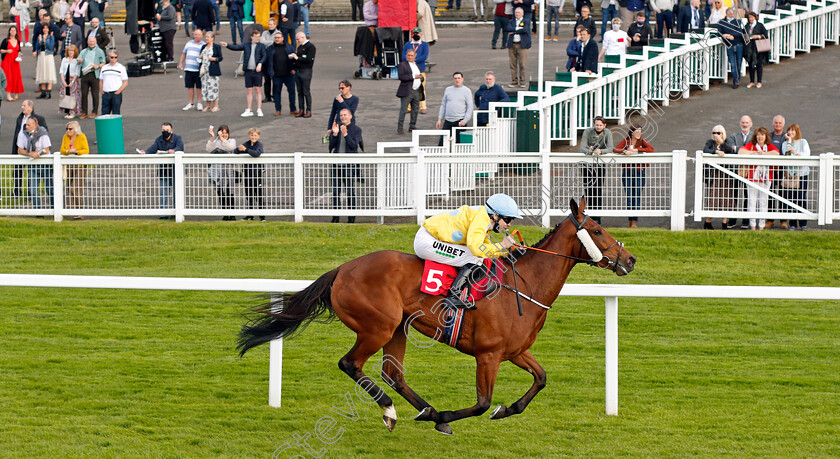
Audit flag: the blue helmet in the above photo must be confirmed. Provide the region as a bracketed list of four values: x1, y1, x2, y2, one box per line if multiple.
[485, 193, 522, 219]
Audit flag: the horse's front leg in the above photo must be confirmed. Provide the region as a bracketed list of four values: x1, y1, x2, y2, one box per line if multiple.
[417, 353, 501, 435]
[489, 350, 546, 420]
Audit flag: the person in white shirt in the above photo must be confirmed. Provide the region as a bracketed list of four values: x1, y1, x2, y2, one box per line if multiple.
[99, 50, 128, 115]
[599, 17, 630, 60]
[18, 116, 53, 209]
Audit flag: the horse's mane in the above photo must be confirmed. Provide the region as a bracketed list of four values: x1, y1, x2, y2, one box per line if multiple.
[506, 221, 564, 263]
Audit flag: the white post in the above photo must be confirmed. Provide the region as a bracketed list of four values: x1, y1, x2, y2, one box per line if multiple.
[605, 296, 618, 416]
[693, 150, 704, 223]
[819, 153, 834, 225]
[537, 0, 546, 153]
[670, 150, 687, 231]
[52, 154, 64, 222]
[294, 152, 303, 223]
[414, 146, 426, 225]
[268, 293, 283, 408]
[541, 151, 551, 228]
[174, 152, 185, 222]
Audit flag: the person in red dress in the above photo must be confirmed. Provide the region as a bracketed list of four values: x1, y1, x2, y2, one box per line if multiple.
[0, 26, 25, 101]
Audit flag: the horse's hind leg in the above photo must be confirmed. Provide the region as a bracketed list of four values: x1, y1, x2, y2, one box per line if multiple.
[379, 325, 437, 429]
[338, 333, 398, 430]
[489, 350, 546, 420]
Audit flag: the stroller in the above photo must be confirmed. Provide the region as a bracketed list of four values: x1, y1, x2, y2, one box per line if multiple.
[353, 26, 403, 80]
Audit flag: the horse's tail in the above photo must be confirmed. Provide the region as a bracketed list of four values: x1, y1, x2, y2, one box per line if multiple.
[237, 268, 339, 356]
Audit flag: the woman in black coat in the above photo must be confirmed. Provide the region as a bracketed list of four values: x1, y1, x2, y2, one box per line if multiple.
[198, 31, 223, 111]
[744, 12, 768, 88]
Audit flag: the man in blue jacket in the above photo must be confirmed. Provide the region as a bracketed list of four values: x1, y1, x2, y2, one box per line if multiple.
[191, 0, 216, 32]
[328, 108, 363, 223]
[266, 32, 297, 116]
[227, 0, 245, 45]
[677, 0, 705, 33]
[474, 71, 510, 126]
[138, 122, 184, 219]
[506, 6, 531, 88]
[576, 27, 599, 74]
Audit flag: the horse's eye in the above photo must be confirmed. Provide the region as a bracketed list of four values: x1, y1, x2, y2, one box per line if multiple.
[593, 230, 602, 236]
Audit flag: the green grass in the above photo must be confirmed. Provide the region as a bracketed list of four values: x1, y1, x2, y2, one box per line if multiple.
[0, 219, 838, 457]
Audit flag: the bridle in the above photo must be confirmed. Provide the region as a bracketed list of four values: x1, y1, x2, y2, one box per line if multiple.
[509, 214, 629, 275]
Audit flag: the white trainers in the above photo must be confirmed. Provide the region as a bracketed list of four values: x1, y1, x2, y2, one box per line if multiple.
[241, 109, 254, 117]
[182, 103, 194, 111]
[196, 103, 203, 111]
[256, 109, 264, 117]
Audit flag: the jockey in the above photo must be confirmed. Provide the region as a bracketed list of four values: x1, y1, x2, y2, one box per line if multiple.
[413, 193, 522, 309]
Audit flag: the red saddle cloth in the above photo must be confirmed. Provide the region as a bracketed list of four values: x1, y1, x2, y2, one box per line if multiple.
[420, 259, 502, 303]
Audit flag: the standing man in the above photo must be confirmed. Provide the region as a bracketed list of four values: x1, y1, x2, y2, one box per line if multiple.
[267, 31, 297, 116]
[11, 100, 48, 198]
[59, 12, 83, 58]
[87, 17, 110, 50]
[491, 0, 512, 50]
[506, 6, 530, 89]
[222, 30, 268, 117]
[363, 0, 378, 26]
[18, 117, 53, 209]
[573, 5, 597, 39]
[351, 0, 365, 22]
[89, 0, 109, 24]
[326, 80, 358, 135]
[212, 0, 222, 32]
[291, 32, 315, 118]
[260, 18, 281, 102]
[228, 0, 246, 45]
[156, 0, 177, 62]
[576, 27, 599, 74]
[77, 36, 106, 119]
[766, 114, 786, 229]
[650, 0, 674, 38]
[473, 71, 509, 126]
[727, 114, 753, 229]
[99, 50, 128, 115]
[182, 0, 196, 37]
[619, 0, 646, 32]
[677, 0, 705, 33]
[279, 0, 300, 44]
[718, 7, 746, 88]
[402, 27, 429, 114]
[579, 116, 614, 224]
[138, 122, 184, 219]
[329, 108, 363, 223]
[299, 0, 313, 38]
[599, 18, 630, 60]
[31, 9, 61, 49]
[601, 0, 619, 39]
[396, 49, 423, 135]
[435, 72, 473, 146]
[191, 0, 217, 33]
[178, 28, 205, 111]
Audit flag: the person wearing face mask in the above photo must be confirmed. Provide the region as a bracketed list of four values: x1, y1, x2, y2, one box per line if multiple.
[18, 116, 53, 209]
[579, 116, 614, 224]
[743, 11, 767, 88]
[138, 122, 184, 219]
[627, 11, 653, 46]
[401, 27, 429, 114]
[599, 17, 629, 60]
[473, 71, 509, 127]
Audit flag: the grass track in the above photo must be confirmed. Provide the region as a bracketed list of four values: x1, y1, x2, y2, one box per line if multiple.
[0, 219, 838, 457]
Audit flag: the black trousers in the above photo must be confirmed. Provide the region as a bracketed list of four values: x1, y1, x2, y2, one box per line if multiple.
[161, 28, 176, 62]
[331, 165, 357, 209]
[262, 66, 272, 99]
[581, 163, 605, 212]
[243, 165, 264, 210]
[350, 0, 364, 21]
[438, 119, 462, 146]
[295, 68, 313, 112]
[80, 72, 99, 114]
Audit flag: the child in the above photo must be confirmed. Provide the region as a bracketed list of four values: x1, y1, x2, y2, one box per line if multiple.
[236, 127, 265, 220]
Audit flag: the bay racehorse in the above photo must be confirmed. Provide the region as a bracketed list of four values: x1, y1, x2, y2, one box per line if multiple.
[238, 198, 635, 435]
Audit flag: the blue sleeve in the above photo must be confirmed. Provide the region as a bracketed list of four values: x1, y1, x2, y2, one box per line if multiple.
[174, 135, 185, 152]
[346, 96, 359, 115]
[226, 43, 244, 51]
[346, 126, 362, 151]
[496, 85, 510, 102]
[415, 43, 429, 63]
[148, 136, 164, 153]
[327, 100, 338, 129]
[474, 86, 483, 107]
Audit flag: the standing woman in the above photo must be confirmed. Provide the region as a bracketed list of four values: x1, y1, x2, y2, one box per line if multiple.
[613, 124, 654, 227]
[70, 0, 88, 36]
[15, 0, 32, 45]
[34, 23, 57, 99]
[206, 124, 236, 220]
[738, 126, 779, 230]
[701, 124, 736, 230]
[59, 120, 89, 219]
[198, 31, 222, 112]
[0, 26, 25, 101]
[781, 123, 811, 230]
[743, 12, 767, 88]
[59, 44, 81, 118]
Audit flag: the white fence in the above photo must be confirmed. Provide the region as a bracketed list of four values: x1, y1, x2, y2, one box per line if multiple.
[1, 273, 838, 416]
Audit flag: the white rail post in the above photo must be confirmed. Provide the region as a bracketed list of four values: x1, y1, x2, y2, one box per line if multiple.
[174, 152, 185, 222]
[52, 153, 64, 222]
[414, 146, 426, 225]
[605, 296, 618, 416]
[693, 150, 704, 223]
[269, 293, 283, 408]
[670, 150, 687, 231]
[294, 152, 303, 223]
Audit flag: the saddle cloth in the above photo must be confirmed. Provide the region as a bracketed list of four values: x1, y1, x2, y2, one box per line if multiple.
[419, 258, 502, 303]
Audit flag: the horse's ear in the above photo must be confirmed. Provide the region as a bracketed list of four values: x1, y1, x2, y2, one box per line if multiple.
[578, 196, 587, 213]
[569, 198, 579, 218]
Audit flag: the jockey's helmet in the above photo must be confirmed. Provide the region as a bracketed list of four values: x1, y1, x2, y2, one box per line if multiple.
[485, 193, 523, 219]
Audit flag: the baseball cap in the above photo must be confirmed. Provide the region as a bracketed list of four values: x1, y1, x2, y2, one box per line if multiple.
[412, 27, 422, 33]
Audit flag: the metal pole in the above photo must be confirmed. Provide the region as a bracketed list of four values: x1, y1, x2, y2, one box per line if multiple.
[605, 296, 618, 415]
[537, 0, 547, 152]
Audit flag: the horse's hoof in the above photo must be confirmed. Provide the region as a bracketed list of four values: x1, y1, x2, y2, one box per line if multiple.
[414, 406, 435, 422]
[383, 415, 397, 432]
[489, 404, 507, 420]
[434, 423, 453, 435]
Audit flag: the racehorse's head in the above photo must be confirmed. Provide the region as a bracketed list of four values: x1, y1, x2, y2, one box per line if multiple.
[569, 198, 636, 276]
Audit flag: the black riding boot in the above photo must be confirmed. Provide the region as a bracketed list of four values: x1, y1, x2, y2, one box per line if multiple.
[444, 263, 480, 310]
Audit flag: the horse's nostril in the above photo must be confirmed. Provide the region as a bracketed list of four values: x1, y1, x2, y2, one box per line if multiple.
[628, 256, 636, 265]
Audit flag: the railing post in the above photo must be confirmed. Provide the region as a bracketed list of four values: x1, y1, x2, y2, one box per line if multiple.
[605, 296, 618, 416]
[693, 150, 704, 223]
[294, 152, 303, 223]
[415, 146, 426, 225]
[541, 151, 551, 228]
[819, 152, 834, 225]
[670, 150, 687, 231]
[174, 152, 185, 222]
[269, 293, 283, 408]
[52, 153, 64, 222]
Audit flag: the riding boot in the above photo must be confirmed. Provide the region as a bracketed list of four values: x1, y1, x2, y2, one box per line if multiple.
[443, 263, 480, 310]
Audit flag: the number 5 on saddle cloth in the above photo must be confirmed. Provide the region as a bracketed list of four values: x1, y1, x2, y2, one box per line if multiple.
[420, 258, 503, 305]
